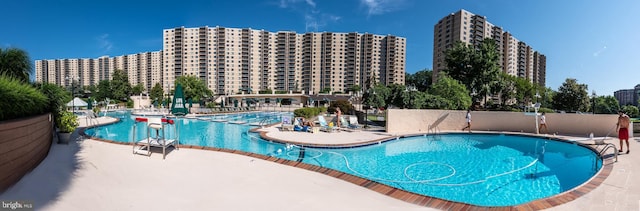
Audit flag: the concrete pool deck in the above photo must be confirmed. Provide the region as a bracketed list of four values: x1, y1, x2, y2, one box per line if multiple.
[1, 117, 639, 210]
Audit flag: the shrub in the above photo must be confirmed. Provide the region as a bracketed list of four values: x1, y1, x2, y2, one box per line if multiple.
[205, 102, 219, 108]
[57, 110, 78, 133]
[275, 90, 288, 94]
[0, 76, 48, 121]
[258, 89, 272, 94]
[328, 100, 355, 114]
[294, 107, 327, 119]
[35, 82, 70, 118]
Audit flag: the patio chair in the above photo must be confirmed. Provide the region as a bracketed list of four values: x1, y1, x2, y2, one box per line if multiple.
[280, 116, 294, 131]
[348, 116, 363, 128]
[317, 115, 337, 132]
[340, 116, 361, 130]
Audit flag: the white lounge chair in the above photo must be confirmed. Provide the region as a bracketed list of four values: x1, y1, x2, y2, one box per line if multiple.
[317, 115, 337, 132]
[280, 116, 294, 131]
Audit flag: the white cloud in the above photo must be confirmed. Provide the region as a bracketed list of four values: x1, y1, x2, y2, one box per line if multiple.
[360, 0, 406, 16]
[304, 13, 343, 32]
[327, 14, 341, 22]
[279, 0, 315, 8]
[592, 46, 607, 57]
[274, 0, 340, 32]
[305, 15, 319, 32]
[96, 34, 113, 52]
[305, 0, 316, 7]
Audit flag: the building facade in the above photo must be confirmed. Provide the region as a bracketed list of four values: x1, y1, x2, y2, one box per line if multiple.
[35, 26, 406, 96]
[35, 51, 163, 92]
[432, 9, 546, 86]
[162, 26, 405, 95]
[614, 84, 640, 106]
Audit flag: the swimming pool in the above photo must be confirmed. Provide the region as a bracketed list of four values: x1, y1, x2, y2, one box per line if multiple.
[85, 111, 601, 207]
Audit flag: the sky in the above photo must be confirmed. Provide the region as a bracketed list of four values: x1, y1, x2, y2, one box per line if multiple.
[1, 0, 639, 96]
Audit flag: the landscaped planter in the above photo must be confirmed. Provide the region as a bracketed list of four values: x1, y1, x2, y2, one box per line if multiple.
[58, 132, 71, 144]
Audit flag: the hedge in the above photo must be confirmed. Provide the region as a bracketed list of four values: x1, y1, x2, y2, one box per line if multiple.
[294, 107, 327, 119]
[0, 76, 48, 121]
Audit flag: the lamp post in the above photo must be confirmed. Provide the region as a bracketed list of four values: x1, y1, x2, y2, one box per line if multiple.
[592, 91, 597, 115]
[66, 75, 78, 112]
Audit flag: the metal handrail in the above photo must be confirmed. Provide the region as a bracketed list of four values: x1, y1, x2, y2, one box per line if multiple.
[598, 143, 618, 163]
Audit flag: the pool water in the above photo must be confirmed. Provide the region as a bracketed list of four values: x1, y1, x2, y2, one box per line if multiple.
[86, 111, 601, 207]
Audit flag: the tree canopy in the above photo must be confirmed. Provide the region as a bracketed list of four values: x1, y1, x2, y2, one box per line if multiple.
[94, 80, 111, 101]
[363, 84, 390, 109]
[622, 105, 639, 118]
[429, 74, 472, 110]
[553, 78, 590, 112]
[132, 84, 145, 95]
[443, 39, 501, 103]
[174, 75, 212, 102]
[150, 83, 164, 104]
[0, 48, 32, 82]
[405, 69, 432, 92]
[594, 95, 619, 114]
[111, 69, 131, 101]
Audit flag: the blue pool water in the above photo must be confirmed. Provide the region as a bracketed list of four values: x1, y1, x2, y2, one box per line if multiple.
[86, 111, 601, 207]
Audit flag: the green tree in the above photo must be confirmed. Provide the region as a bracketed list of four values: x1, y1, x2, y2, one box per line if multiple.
[320, 87, 331, 94]
[429, 74, 471, 110]
[514, 76, 535, 106]
[387, 84, 407, 108]
[363, 84, 390, 109]
[443, 39, 501, 103]
[111, 69, 131, 101]
[85, 85, 97, 95]
[405, 69, 433, 92]
[34, 83, 70, 118]
[150, 83, 164, 104]
[401, 90, 427, 109]
[498, 73, 517, 107]
[347, 85, 361, 93]
[423, 94, 452, 109]
[622, 105, 639, 118]
[553, 78, 590, 112]
[0, 48, 32, 82]
[538, 86, 555, 109]
[473, 39, 502, 104]
[174, 75, 212, 102]
[132, 84, 145, 95]
[95, 80, 111, 101]
[594, 96, 620, 114]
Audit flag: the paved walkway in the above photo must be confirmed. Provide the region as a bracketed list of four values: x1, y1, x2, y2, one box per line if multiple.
[255, 126, 394, 147]
[0, 129, 427, 211]
[1, 116, 639, 210]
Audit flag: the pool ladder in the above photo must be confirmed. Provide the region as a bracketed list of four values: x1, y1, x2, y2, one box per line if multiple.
[596, 143, 618, 163]
[257, 117, 272, 128]
[427, 124, 441, 135]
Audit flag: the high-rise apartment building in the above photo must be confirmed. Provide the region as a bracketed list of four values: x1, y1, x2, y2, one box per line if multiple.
[35, 51, 163, 92]
[614, 84, 640, 107]
[36, 26, 406, 96]
[162, 26, 405, 95]
[432, 9, 546, 86]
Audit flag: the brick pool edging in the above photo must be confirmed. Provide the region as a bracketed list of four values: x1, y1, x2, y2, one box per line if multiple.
[80, 123, 614, 210]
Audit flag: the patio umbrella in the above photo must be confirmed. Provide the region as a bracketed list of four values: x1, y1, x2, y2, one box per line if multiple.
[171, 84, 188, 116]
